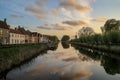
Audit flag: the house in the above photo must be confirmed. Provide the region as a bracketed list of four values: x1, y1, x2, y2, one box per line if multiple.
[26, 30, 32, 43]
[9, 28, 25, 44]
[31, 32, 38, 43]
[0, 18, 9, 44]
[42, 35, 49, 43]
[16, 26, 30, 44]
[38, 33, 42, 43]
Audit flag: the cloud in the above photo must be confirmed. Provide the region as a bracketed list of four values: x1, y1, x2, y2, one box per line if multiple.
[52, 23, 72, 30]
[85, 0, 96, 2]
[91, 17, 107, 22]
[62, 20, 89, 26]
[36, 0, 47, 7]
[59, 0, 92, 13]
[37, 24, 51, 30]
[11, 14, 24, 18]
[37, 23, 72, 30]
[51, 9, 58, 15]
[25, 6, 47, 19]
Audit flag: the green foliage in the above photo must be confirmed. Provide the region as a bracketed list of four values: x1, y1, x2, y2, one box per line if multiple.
[104, 31, 120, 44]
[103, 19, 120, 33]
[61, 35, 70, 41]
[49, 36, 59, 42]
[71, 30, 120, 45]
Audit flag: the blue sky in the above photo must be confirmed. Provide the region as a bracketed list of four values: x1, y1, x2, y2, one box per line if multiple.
[0, 0, 120, 38]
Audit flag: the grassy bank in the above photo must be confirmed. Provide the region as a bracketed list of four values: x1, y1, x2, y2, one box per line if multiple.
[71, 30, 120, 54]
[71, 42, 120, 54]
[0, 44, 48, 76]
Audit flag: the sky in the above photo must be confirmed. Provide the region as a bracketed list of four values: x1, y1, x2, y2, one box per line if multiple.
[0, 0, 120, 39]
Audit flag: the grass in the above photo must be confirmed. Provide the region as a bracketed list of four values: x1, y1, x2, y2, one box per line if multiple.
[0, 44, 48, 74]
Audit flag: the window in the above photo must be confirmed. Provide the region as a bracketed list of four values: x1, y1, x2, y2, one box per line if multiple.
[0, 29, 2, 35]
[12, 39, 13, 44]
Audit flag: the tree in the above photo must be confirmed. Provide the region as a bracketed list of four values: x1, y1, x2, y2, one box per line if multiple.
[49, 36, 59, 42]
[78, 27, 95, 38]
[102, 19, 120, 33]
[61, 35, 70, 41]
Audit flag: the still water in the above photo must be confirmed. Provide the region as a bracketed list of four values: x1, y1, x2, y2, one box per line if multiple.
[6, 43, 120, 80]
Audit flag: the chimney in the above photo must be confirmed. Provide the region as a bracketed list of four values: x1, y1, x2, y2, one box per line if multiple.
[15, 27, 17, 30]
[4, 18, 7, 23]
[18, 25, 20, 29]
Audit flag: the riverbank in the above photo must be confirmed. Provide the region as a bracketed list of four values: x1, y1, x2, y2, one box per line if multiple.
[71, 42, 120, 54]
[0, 43, 48, 78]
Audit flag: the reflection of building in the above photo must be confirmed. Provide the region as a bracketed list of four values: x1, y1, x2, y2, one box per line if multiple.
[0, 19, 9, 44]
[9, 28, 25, 44]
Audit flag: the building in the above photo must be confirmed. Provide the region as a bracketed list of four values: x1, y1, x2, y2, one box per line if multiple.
[0, 18, 9, 44]
[16, 26, 30, 44]
[38, 33, 42, 43]
[42, 35, 49, 43]
[26, 30, 32, 43]
[31, 32, 38, 43]
[9, 28, 25, 44]
[0, 18, 50, 45]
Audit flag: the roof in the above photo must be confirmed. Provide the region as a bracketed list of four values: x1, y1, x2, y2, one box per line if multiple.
[26, 30, 32, 35]
[32, 32, 38, 37]
[9, 29, 22, 34]
[17, 26, 28, 35]
[0, 20, 9, 29]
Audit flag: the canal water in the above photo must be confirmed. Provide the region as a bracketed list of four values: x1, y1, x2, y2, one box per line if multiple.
[6, 43, 120, 80]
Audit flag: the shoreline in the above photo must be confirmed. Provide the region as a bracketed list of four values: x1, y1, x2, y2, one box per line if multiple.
[71, 42, 120, 54]
[0, 43, 49, 79]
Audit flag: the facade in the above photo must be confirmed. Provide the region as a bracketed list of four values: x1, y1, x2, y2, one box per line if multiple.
[16, 26, 30, 44]
[9, 29, 25, 44]
[42, 35, 49, 42]
[0, 19, 9, 44]
[26, 30, 32, 43]
[31, 32, 38, 43]
[38, 33, 42, 43]
[0, 18, 51, 45]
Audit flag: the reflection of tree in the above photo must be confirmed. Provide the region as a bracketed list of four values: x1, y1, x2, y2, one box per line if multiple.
[101, 56, 120, 75]
[72, 44, 120, 75]
[72, 45, 101, 61]
[61, 42, 70, 49]
[49, 42, 59, 51]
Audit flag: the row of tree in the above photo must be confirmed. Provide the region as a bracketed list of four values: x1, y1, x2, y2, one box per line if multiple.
[71, 19, 120, 45]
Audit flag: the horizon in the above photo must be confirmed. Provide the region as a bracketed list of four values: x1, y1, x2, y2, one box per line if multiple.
[0, 0, 120, 39]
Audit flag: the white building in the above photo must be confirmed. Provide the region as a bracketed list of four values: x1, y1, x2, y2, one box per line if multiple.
[42, 35, 49, 43]
[9, 29, 25, 44]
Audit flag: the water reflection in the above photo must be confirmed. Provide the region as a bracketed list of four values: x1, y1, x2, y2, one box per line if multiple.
[5, 43, 120, 80]
[72, 44, 120, 75]
[61, 42, 70, 49]
[101, 56, 120, 75]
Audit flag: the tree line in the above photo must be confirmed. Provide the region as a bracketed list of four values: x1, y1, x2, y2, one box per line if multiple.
[71, 19, 120, 45]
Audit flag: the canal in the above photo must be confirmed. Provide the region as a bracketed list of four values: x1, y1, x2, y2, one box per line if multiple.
[5, 43, 120, 80]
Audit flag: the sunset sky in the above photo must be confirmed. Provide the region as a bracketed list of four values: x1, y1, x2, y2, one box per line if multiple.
[0, 0, 120, 38]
